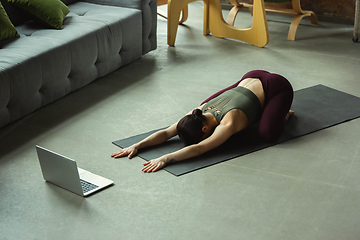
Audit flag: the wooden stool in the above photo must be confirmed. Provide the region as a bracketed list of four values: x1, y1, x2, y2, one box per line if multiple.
[167, 0, 269, 47]
[227, 0, 318, 40]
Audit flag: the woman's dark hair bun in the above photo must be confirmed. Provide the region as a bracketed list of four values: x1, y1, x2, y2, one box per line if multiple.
[192, 108, 203, 117]
[177, 108, 206, 145]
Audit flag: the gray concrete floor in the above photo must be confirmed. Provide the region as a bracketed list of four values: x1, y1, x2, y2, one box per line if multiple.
[1, 2, 360, 240]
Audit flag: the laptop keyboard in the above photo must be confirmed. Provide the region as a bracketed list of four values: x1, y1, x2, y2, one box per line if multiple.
[81, 179, 99, 193]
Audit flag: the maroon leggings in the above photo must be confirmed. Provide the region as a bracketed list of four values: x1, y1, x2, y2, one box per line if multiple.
[201, 70, 294, 142]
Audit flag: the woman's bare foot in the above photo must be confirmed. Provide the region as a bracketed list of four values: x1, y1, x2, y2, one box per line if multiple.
[285, 110, 295, 121]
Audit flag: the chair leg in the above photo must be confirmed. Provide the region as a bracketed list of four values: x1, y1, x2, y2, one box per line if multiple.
[288, 0, 318, 40]
[179, 6, 189, 23]
[203, 0, 210, 35]
[207, 0, 269, 47]
[287, 12, 316, 40]
[226, 0, 243, 25]
[158, 1, 189, 24]
[157, 0, 169, 5]
[167, 0, 196, 46]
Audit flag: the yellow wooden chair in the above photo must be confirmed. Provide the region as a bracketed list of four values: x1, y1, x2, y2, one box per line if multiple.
[166, 0, 269, 47]
[160, 0, 317, 47]
[227, 0, 318, 40]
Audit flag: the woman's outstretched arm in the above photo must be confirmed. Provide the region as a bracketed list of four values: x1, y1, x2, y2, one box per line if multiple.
[111, 123, 178, 159]
[111, 106, 205, 159]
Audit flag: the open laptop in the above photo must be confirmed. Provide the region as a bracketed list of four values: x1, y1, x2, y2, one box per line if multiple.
[36, 145, 114, 197]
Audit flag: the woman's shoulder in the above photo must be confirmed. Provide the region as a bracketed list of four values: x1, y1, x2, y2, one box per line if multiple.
[220, 109, 249, 132]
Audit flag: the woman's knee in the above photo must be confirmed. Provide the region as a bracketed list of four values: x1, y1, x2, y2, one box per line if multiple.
[259, 123, 284, 142]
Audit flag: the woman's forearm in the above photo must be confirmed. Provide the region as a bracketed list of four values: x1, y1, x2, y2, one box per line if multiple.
[163, 145, 203, 164]
[136, 130, 170, 149]
[112, 124, 178, 160]
[135, 124, 177, 150]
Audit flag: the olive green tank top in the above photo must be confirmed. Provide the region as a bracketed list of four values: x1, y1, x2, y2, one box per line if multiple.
[202, 86, 262, 125]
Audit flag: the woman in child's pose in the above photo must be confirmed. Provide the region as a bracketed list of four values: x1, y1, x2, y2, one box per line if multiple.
[111, 70, 294, 173]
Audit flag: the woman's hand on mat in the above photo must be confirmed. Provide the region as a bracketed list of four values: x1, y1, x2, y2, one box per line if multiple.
[142, 157, 168, 173]
[111, 145, 138, 159]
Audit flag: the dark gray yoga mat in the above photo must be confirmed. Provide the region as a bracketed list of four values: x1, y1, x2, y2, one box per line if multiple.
[113, 85, 360, 176]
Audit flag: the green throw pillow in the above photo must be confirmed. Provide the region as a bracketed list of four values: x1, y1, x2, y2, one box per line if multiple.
[8, 0, 70, 30]
[0, 2, 20, 41]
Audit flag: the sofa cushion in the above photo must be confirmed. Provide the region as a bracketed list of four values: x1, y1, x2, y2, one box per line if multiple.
[0, 2, 19, 40]
[8, 0, 70, 29]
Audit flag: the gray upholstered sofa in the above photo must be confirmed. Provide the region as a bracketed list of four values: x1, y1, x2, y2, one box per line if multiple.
[0, 0, 157, 128]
